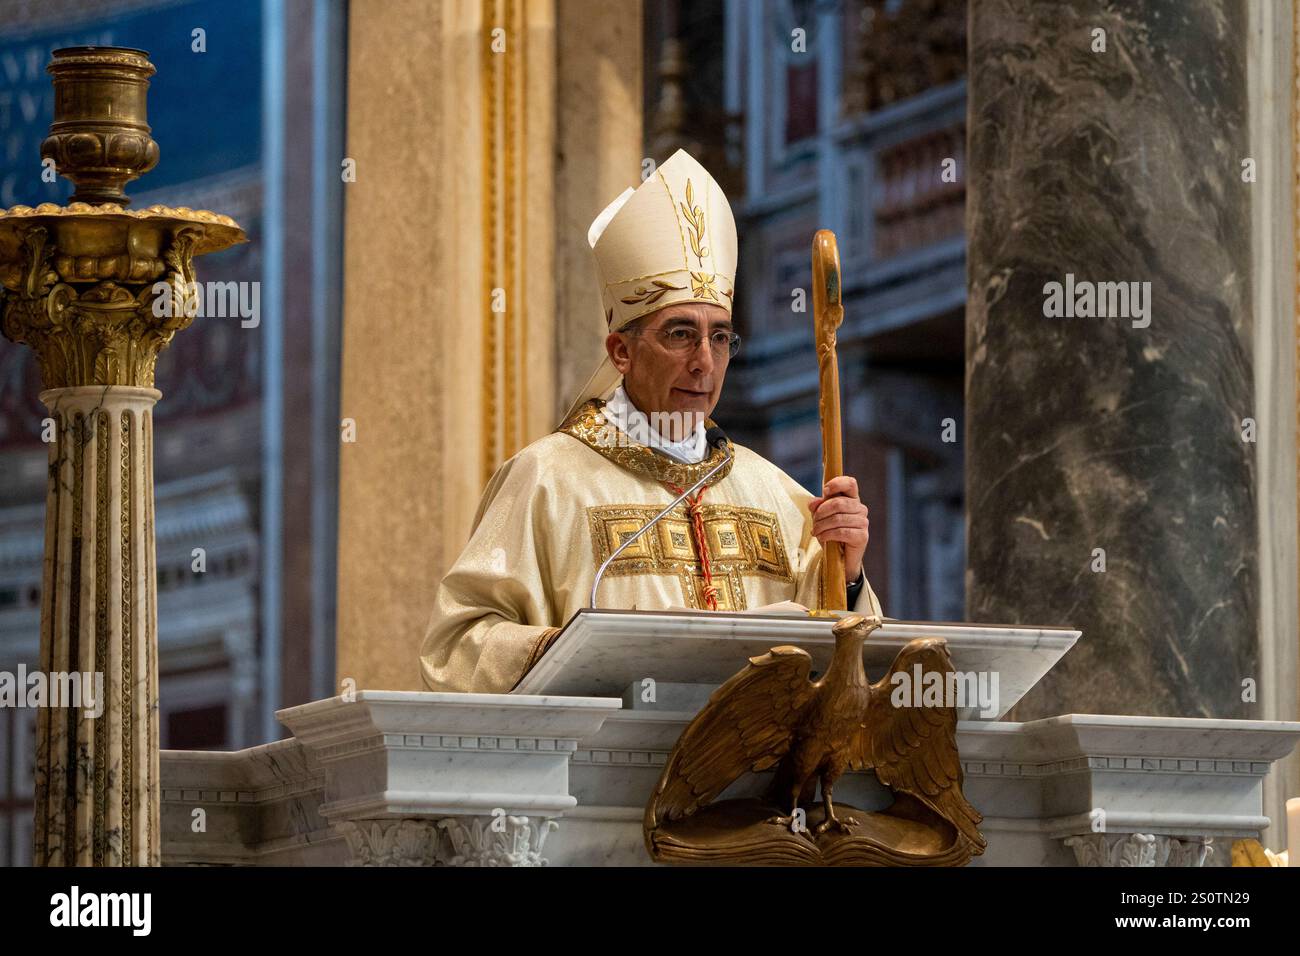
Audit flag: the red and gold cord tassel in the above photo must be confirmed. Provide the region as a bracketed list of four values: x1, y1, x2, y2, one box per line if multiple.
[665, 482, 718, 610]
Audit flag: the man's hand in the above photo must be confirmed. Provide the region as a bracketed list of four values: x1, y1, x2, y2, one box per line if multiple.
[808, 475, 870, 583]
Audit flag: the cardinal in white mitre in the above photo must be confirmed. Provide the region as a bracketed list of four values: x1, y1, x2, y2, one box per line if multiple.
[421, 149, 883, 693]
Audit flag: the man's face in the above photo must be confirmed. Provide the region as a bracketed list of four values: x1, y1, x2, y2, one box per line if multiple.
[606, 302, 733, 439]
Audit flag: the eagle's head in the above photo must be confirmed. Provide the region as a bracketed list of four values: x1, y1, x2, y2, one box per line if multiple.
[831, 613, 883, 645]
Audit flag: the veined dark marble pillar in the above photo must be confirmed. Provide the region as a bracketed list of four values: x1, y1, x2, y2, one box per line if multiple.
[966, 0, 1256, 718]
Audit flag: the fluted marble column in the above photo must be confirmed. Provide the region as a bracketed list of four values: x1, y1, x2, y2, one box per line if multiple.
[34, 387, 161, 866]
[966, 0, 1257, 719]
[4, 211, 243, 867]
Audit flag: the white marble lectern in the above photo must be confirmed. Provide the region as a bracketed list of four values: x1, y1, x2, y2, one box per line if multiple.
[159, 610, 1300, 866]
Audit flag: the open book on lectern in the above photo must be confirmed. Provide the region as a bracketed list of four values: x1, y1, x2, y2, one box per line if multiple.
[510, 607, 1080, 721]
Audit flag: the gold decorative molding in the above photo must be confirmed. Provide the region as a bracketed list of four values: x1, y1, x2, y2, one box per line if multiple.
[482, 0, 499, 486]
[480, 0, 532, 485]
[842, 0, 966, 117]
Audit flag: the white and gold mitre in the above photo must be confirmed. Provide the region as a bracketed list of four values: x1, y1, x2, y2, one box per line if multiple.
[591, 148, 738, 330]
[562, 148, 739, 423]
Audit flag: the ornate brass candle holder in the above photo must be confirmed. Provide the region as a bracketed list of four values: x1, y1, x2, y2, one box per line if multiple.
[41, 46, 160, 207]
[0, 47, 245, 866]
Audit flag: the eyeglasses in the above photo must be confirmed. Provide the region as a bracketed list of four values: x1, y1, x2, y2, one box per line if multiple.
[624, 326, 742, 358]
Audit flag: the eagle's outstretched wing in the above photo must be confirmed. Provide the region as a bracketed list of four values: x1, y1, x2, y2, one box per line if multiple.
[855, 638, 985, 850]
[646, 645, 818, 829]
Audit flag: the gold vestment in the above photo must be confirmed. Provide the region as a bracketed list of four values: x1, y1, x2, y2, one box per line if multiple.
[419, 400, 884, 693]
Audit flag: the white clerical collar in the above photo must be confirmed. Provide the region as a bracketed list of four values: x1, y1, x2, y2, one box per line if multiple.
[602, 386, 708, 464]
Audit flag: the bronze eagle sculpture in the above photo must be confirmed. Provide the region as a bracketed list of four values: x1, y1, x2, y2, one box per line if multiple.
[644, 614, 986, 864]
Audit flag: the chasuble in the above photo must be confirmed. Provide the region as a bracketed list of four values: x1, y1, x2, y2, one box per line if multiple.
[420, 399, 884, 693]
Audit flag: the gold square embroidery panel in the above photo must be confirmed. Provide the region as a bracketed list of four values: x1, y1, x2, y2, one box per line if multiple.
[586, 503, 794, 610]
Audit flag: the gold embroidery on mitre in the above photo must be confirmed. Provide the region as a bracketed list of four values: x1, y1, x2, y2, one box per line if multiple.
[620, 278, 687, 305]
[557, 399, 735, 487]
[611, 267, 696, 285]
[606, 272, 733, 320]
[689, 272, 718, 300]
[657, 170, 691, 268]
[680, 178, 709, 268]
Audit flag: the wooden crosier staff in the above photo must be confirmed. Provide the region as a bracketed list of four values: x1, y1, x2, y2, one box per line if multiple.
[812, 229, 846, 612]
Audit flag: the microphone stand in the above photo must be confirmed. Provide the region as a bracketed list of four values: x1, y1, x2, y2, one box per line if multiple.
[589, 436, 732, 608]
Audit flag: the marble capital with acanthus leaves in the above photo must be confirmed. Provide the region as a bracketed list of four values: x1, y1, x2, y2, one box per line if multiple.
[339, 815, 560, 867]
[1062, 832, 1214, 868]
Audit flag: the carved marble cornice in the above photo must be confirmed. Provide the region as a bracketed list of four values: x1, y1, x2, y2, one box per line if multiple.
[312, 732, 580, 763]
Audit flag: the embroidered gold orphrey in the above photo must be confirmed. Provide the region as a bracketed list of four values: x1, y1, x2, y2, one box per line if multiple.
[558, 399, 792, 610]
[558, 399, 735, 487]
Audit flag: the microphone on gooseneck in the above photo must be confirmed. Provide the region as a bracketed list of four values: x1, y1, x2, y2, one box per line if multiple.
[589, 426, 734, 608]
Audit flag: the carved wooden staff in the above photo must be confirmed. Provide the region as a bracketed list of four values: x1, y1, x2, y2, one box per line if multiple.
[812, 229, 846, 611]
